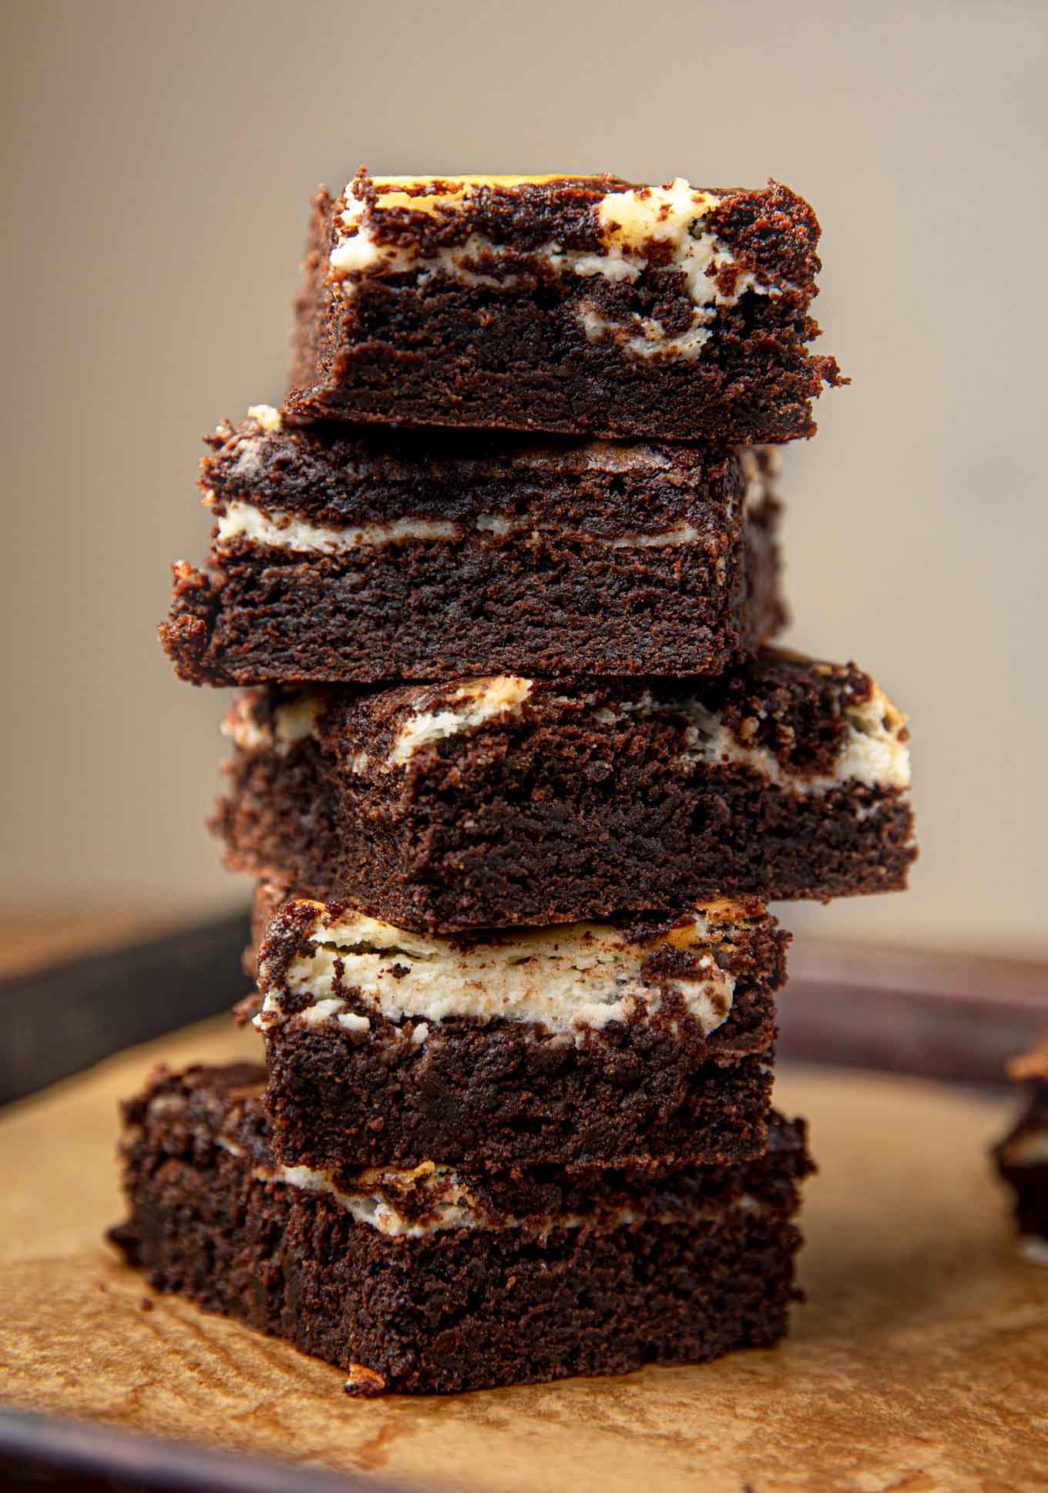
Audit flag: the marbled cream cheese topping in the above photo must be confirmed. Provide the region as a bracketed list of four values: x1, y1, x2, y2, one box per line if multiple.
[259, 1161, 490, 1238]
[675, 684, 911, 793]
[221, 693, 322, 756]
[209, 409, 762, 552]
[329, 176, 780, 361]
[374, 675, 910, 790]
[388, 676, 532, 763]
[257, 904, 737, 1041]
[209, 412, 730, 554]
[149, 1091, 736, 1239]
[223, 667, 911, 795]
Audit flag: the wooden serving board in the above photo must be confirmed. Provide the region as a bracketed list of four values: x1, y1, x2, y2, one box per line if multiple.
[1, 1016, 1046, 1493]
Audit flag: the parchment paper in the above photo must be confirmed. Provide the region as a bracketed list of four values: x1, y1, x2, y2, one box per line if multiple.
[2, 1017, 1045, 1493]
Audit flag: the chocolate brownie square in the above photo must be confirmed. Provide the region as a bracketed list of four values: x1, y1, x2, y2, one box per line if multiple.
[286, 172, 842, 442]
[161, 414, 784, 685]
[216, 649, 915, 933]
[244, 894, 785, 1173]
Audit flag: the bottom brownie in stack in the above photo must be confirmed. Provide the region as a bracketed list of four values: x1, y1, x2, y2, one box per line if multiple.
[109, 1064, 813, 1394]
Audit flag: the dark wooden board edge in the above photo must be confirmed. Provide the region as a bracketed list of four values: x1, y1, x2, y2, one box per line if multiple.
[0, 1408, 405, 1493]
[0, 913, 252, 1106]
[780, 938, 1048, 1087]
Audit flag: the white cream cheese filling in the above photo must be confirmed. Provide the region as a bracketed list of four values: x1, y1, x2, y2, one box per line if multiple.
[257, 1155, 765, 1238]
[329, 177, 781, 362]
[388, 676, 533, 764]
[257, 905, 734, 1041]
[213, 498, 712, 555]
[221, 693, 322, 756]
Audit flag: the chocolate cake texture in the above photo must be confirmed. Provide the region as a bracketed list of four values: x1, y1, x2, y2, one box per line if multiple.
[109, 1063, 812, 1394]
[246, 893, 786, 1172]
[161, 415, 784, 685]
[286, 172, 843, 442]
[215, 648, 915, 933]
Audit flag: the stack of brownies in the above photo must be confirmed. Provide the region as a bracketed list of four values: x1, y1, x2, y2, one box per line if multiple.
[111, 172, 916, 1394]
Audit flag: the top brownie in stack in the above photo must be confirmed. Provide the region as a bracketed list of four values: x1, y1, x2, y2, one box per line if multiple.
[287, 172, 843, 441]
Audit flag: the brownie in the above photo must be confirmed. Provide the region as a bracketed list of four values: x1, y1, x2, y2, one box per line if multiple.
[244, 894, 785, 1172]
[109, 1063, 812, 1394]
[995, 1035, 1048, 1263]
[286, 172, 843, 442]
[215, 648, 916, 933]
[160, 416, 784, 685]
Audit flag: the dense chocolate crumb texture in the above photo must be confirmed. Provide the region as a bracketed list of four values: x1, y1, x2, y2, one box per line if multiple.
[995, 1031, 1048, 1264]
[161, 414, 785, 684]
[241, 893, 785, 1172]
[110, 1063, 813, 1394]
[285, 171, 843, 442]
[216, 647, 916, 933]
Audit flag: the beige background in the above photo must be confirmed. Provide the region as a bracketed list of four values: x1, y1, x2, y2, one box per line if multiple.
[2, 0, 1046, 956]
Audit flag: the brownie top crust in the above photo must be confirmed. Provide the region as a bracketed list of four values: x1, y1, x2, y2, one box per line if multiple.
[122, 1062, 811, 1238]
[226, 648, 910, 797]
[201, 405, 766, 538]
[254, 895, 782, 1042]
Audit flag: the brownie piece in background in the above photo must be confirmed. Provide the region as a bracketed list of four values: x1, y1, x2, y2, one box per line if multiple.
[996, 1034, 1048, 1263]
